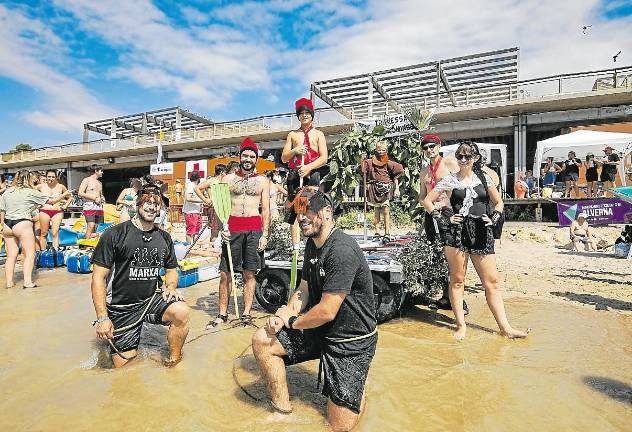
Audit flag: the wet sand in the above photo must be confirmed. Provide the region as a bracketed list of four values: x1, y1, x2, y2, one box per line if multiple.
[1, 226, 631, 431]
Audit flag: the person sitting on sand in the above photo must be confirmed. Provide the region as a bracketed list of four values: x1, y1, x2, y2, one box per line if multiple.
[90, 185, 190, 368]
[423, 141, 529, 340]
[570, 212, 598, 252]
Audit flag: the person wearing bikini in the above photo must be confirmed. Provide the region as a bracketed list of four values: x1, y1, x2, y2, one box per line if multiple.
[418, 134, 468, 314]
[205, 138, 270, 328]
[36, 170, 72, 251]
[281, 98, 328, 250]
[116, 178, 142, 223]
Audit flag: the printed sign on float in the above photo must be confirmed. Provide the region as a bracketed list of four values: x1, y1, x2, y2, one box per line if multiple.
[150, 163, 174, 176]
[556, 198, 632, 226]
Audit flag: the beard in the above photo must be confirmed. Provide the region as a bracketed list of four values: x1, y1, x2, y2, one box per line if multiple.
[240, 160, 255, 172]
[137, 206, 158, 223]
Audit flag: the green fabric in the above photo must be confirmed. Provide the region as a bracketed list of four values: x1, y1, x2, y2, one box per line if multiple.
[0, 187, 50, 220]
[368, 199, 390, 208]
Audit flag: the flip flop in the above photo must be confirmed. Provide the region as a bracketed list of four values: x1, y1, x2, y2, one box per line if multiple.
[240, 314, 253, 325]
[206, 314, 228, 330]
[22, 284, 38, 289]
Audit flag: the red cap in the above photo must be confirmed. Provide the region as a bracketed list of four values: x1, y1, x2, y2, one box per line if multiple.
[240, 137, 259, 156]
[295, 98, 314, 117]
[420, 134, 443, 146]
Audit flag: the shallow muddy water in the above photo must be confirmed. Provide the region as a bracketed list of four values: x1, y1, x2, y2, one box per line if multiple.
[1, 268, 631, 431]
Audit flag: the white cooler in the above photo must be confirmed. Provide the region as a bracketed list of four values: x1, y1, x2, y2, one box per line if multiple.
[198, 263, 220, 281]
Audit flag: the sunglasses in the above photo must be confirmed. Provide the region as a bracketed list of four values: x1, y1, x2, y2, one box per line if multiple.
[422, 143, 438, 150]
[455, 153, 475, 161]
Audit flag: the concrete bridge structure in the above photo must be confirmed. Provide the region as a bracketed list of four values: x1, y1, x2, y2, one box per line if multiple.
[2, 62, 632, 193]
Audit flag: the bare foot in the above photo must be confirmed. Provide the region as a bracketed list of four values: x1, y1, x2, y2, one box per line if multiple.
[163, 355, 183, 367]
[265, 411, 293, 423]
[453, 325, 467, 340]
[500, 327, 531, 339]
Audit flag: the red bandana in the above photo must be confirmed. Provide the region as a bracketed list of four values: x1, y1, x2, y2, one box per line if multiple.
[371, 153, 389, 167]
[429, 156, 442, 189]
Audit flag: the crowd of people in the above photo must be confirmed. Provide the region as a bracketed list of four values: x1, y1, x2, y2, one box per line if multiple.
[515, 146, 621, 199]
[2, 97, 534, 431]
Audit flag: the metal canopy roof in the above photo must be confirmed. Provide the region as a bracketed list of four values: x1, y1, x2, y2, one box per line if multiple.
[84, 107, 214, 139]
[311, 47, 520, 119]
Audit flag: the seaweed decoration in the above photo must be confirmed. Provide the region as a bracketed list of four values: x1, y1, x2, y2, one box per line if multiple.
[395, 225, 449, 301]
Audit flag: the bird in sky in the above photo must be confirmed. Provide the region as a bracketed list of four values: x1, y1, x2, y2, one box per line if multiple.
[613, 50, 622, 62]
[582, 25, 592, 34]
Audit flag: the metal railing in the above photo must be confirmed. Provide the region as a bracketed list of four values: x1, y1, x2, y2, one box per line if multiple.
[2, 65, 631, 164]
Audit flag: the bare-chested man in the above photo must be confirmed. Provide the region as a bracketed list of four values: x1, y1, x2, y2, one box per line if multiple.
[78, 164, 105, 239]
[36, 169, 71, 250]
[281, 98, 328, 248]
[418, 134, 468, 314]
[202, 138, 270, 327]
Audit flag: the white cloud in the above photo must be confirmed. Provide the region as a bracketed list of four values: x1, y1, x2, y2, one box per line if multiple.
[0, 5, 115, 133]
[53, 0, 276, 110]
[287, 0, 632, 84]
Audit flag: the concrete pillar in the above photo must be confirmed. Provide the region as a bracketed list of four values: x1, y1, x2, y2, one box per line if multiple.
[110, 118, 117, 148]
[436, 62, 441, 107]
[367, 77, 373, 118]
[175, 108, 182, 140]
[142, 113, 148, 134]
[66, 164, 84, 190]
[82, 126, 89, 143]
[513, 114, 527, 180]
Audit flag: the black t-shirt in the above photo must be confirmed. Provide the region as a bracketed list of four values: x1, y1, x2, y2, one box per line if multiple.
[603, 153, 620, 175]
[564, 158, 581, 175]
[91, 221, 178, 304]
[302, 229, 376, 340]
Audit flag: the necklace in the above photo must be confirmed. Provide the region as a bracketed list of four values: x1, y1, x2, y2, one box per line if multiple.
[132, 217, 153, 242]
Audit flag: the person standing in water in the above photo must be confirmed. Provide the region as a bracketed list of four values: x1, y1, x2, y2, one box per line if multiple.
[91, 185, 190, 368]
[1, 170, 72, 288]
[78, 164, 105, 239]
[252, 189, 377, 431]
[205, 138, 270, 327]
[281, 98, 328, 250]
[360, 140, 403, 239]
[423, 141, 529, 340]
[36, 170, 72, 250]
[116, 178, 142, 223]
[418, 134, 468, 314]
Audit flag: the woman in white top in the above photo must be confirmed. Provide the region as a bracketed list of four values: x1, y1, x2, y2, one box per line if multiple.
[1, 170, 72, 288]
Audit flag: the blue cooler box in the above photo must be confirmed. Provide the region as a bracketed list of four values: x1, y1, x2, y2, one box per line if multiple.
[67, 254, 92, 273]
[177, 268, 199, 288]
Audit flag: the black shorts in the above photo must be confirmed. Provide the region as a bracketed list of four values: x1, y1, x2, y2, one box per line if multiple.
[564, 173, 579, 182]
[219, 230, 263, 273]
[286, 166, 329, 202]
[600, 170, 617, 183]
[445, 217, 495, 255]
[423, 211, 448, 245]
[108, 294, 181, 353]
[586, 168, 598, 182]
[277, 328, 377, 414]
[3, 218, 33, 229]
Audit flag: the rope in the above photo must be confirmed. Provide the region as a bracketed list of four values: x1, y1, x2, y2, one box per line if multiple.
[232, 343, 264, 403]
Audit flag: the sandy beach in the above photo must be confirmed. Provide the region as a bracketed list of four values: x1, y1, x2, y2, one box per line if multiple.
[1, 221, 630, 431]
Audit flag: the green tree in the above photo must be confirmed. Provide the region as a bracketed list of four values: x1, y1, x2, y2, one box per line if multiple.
[9, 143, 33, 154]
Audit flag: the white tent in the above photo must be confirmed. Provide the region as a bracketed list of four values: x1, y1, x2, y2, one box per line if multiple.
[534, 130, 632, 186]
[441, 142, 508, 192]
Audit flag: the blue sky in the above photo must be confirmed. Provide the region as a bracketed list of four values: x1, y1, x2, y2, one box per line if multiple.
[1, 0, 631, 152]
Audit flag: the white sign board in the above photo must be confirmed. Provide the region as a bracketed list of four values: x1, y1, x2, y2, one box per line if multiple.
[150, 162, 174, 176]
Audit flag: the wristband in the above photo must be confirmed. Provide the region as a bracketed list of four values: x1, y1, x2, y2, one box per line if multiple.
[92, 316, 110, 326]
[288, 316, 298, 329]
[490, 210, 503, 226]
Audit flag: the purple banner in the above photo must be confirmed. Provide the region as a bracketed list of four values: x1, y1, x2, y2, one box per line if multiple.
[557, 198, 632, 226]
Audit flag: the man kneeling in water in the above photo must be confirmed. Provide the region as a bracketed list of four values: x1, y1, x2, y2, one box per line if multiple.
[252, 189, 377, 431]
[90, 186, 190, 368]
